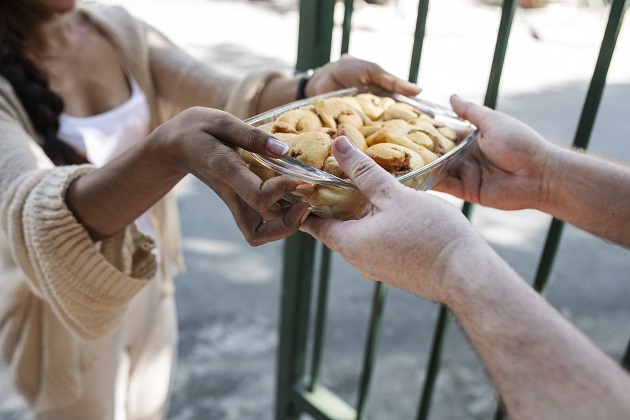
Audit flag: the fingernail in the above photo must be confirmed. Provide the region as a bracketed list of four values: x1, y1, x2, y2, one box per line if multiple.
[334, 136, 356, 155]
[266, 138, 289, 156]
[300, 207, 312, 223]
[296, 182, 313, 190]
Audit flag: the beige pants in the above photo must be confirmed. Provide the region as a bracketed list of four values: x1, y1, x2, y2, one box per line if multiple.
[37, 279, 178, 420]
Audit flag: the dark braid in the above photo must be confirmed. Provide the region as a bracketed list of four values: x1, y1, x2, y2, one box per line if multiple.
[0, 3, 87, 166]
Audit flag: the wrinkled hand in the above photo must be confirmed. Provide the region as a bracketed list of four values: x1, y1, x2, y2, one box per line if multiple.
[306, 53, 421, 98]
[435, 95, 557, 211]
[300, 136, 481, 302]
[161, 107, 311, 246]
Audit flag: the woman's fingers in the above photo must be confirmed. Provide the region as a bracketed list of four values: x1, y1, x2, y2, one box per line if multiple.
[220, 188, 311, 246]
[194, 108, 289, 158]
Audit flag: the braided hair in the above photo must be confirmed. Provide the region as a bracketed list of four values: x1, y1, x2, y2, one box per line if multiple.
[0, 3, 87, 165]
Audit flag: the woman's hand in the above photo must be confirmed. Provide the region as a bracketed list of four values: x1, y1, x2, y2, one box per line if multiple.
[300, 136, 482, 302]
[68, 107, 310, 245]
[157, 107, 312, 245]
[306, 53, 421, 98]
[435, 95, 559, 211]
[257, 54, 421, 112]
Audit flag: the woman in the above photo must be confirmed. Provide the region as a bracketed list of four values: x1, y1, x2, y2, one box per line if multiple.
[0, 0, 421, 418]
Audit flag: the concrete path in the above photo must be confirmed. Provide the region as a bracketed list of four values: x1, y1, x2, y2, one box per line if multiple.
[1, 1, 628, 419]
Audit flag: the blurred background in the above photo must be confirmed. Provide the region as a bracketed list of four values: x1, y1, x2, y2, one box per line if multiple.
[0, 0, 628, 419]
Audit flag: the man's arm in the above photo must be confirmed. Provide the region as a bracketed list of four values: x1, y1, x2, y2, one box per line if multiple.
[444, 239, 630, 420]
[543, 147, 630, 247]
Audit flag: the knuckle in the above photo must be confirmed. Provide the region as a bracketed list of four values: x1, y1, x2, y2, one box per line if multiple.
[245, 127, 262, 152]
[351, 158, 378, 182]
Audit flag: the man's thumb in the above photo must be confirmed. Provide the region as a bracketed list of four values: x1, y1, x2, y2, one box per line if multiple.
[332, 136, 398, 203]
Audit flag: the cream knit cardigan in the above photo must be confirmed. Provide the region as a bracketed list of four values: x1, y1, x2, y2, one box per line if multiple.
[0, 3, 283, 413]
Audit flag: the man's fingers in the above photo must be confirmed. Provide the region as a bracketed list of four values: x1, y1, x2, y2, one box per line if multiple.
[332, 136, 399, 206]
[450, 95, 494, 131]
[299, 216, 345, 253]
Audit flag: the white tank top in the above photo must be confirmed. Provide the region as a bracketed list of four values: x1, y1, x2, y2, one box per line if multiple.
[58, 76, 156, 240]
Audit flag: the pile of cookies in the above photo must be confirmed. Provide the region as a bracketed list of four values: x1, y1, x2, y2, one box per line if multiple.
[243, 92, 460, 219]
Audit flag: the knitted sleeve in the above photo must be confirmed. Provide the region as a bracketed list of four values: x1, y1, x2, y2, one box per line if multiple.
[0, 93, 157, 340]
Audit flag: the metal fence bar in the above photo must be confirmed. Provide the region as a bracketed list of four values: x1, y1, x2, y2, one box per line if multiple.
[276, 1, 340, 418]
[415, 305, 451, 420]
[341, 0, 355, 54]
[495, 2, 628, 418]
[296, 0, 336, 72]
[416, 2, 518, 418]
[280, 0, 628, 418]
[408, 0, 430, 84]
[532, 0, 628, 343]
[533, 0, 627, 292]
[309, 243, 333, 391]
[485, 0, 518, 109]
[276, 232, 318, 420]
[356, 282, 389, 420]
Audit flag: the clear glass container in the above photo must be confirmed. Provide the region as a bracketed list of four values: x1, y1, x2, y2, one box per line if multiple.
[245, 86, 479, 220]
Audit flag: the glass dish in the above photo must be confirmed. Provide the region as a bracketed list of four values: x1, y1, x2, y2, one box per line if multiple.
[245, 86, 479, 220]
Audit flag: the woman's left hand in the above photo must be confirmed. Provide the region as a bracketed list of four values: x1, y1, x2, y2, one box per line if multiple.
[306, 53, 421, 98]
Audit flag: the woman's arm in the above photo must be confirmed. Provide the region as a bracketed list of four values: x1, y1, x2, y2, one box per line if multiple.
[257, 53, 422, 113]
[66, 107, 308, 244]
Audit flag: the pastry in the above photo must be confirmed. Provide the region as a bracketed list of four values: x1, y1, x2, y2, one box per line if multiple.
[276, 108, 322, 132]
[365, 143, 424, 177]
[314, 97, 370, 129]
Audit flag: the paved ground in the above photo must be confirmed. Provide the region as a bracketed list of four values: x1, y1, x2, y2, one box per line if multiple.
[1, 0, 629, 419]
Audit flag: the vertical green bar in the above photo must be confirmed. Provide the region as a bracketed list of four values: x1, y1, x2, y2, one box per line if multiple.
[408, 0, 430, 84]
[496, 2, 627, 418]
[278, 1, 338, 418]
[356, 282, 389, 420]
[416, 306, 450, 420]
[485, 0, 518, 109]
[296, 0, 336, 72]
[309, 243, 333, 391]
[275, 232, 316, 420]
[533, 0, 627, 296]
[622, 337, 630, 371]
[341, 0, 354, 54]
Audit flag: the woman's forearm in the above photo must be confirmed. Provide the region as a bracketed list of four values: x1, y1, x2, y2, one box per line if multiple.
[542, 146, 630, 246]
[443, 240, 630, 420]
[66, 131, 183, 240]
[256, 75, 301, 113]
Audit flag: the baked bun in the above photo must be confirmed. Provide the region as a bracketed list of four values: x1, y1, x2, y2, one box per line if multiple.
[277, 109, 322, 132]
[296, 185, 370, 220]
[314, 97, 369, 129]
[354, 93, 396, 120]
[257, 121, 299, 135]
[335, 124, 368, 151]
[281, 131, 332, 169]
[365, 143, 424, 177]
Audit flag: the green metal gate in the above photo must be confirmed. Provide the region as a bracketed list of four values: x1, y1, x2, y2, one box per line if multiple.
[275, 1, 629, 419]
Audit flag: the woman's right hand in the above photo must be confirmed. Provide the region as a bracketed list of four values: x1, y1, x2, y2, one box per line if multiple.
[68, 106, 310, 245]
[158, 107, 311, 246]
[435, 95, 560, 212]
